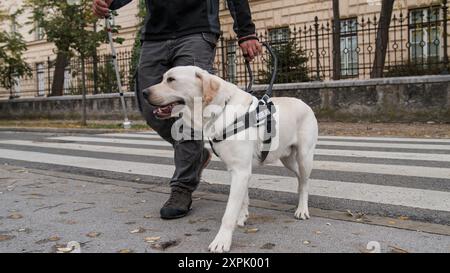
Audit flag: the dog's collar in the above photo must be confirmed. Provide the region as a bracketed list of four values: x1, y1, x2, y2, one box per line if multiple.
[208, 94, 277, 163]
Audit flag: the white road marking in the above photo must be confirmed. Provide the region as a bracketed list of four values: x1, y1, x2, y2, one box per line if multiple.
[1, 140, 449, 179]
[0, 148, 449, 212]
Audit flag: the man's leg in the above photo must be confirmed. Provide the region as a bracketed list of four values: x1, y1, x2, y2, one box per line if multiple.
[137, 40, 175, 145]
[168, 33, 218, 193]
[138, 41, 195, 219]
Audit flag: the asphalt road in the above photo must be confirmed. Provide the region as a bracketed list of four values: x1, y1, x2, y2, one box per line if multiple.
[0, 130, 449, 253]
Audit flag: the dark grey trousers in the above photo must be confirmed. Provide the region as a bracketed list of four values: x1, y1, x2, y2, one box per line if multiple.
[137, 33, 218, 192]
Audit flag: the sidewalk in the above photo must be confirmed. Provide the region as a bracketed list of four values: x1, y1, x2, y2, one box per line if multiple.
[0, 164, 449, 253]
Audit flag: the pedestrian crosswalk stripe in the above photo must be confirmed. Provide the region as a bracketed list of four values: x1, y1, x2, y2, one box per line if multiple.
[0, 147, 449, 212]
[1, 139, 449, 179]
[49, 136, 172, 147]
[50, 136, 450, 151]
[102, 133, 450, 144]
[319, 141, 450, 151]
[3, 139, 450, 162]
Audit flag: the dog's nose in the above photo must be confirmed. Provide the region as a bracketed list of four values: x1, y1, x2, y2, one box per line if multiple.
[142, 89, 150, 100]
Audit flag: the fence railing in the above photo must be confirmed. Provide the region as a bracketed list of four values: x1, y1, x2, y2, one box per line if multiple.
[3, 1, 449, 99]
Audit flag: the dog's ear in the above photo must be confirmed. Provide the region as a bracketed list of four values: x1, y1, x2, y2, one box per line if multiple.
[196, 71, 220, 105]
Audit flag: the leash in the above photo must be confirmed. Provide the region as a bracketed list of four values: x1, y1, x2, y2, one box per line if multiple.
[105, 14, 132, 129]
[209, 42, 279, 163]
[244, 41, 278, 97]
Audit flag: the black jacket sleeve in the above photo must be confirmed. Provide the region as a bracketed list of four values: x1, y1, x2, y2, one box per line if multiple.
[109, 0, 133, 10]
[227, 0, 256, 38]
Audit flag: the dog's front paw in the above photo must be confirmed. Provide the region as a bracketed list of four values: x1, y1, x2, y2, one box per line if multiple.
[294, 207, 310, 220]
[208, 232, 232, 253]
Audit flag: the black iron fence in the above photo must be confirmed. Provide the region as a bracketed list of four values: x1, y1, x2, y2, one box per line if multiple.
[215, 1, 450, 85]
[3, 1, 449, 99]
[4, 51, 133, 99]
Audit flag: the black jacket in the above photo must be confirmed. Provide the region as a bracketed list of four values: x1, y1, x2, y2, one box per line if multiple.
[110, 0, 256, 41]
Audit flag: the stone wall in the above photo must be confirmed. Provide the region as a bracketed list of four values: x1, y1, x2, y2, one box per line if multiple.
[1, 75, 449, 122]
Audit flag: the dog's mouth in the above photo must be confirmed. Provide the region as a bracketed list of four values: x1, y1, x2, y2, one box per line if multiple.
[152, 101, 185, 119]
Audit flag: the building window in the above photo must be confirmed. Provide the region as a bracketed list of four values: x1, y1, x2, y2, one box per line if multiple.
[409, 7, 441, 63]
[11, 75, 21, 98]
[340, 18, 359, 77]
[226, 40, 237, 84]
[36, 63, 45, 96]
[63, 68, 72, 95]
[10, 18, 17, 33]
[35, 21, 45, 40]
[269, 27, 290, 48]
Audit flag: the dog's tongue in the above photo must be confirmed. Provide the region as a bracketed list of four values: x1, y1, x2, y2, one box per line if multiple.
[153, 104, 174, 118]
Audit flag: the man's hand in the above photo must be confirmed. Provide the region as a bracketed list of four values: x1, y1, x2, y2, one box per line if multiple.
[93, 0, 113, 18]
[239, 35, 262, 62]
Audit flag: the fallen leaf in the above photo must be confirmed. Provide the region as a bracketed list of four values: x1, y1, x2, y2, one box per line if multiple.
[244, 228, 259, 234]
[118, 249, 133, 253]
[65, 220, 77, 225]
[399, 216, 409, 221]
[389, 245, 409, 253]
[0, 235, 15, 242]
[346, 210, 354, 217]
[48, 236, 61, 242]
[36, 236, 61, 245]
[7, 213, 23, 220]
[144, 236, 161, 243]
[86, 232, 101, 238]
[114, 208, 129, 213]
[151, 240, 180, 251]
[196, 228, 210, 233]
[261, 243, 276, 250]
[130, 227, 146, 234]
[388, 221, 396, 225]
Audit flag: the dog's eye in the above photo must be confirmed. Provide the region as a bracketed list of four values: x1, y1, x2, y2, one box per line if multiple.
[167, 77, 176, 83]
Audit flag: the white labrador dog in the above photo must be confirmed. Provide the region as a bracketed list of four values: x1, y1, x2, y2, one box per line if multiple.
[144, 66, 318, 253]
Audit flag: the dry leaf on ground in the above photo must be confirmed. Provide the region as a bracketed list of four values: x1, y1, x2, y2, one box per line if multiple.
[150, 240, 180, 251]
[0, 235, 15, 242]
[144, 236, 161, 243]
[7, 213, 23, 219]
[86, 232, 101, 238]
[261, 243, 276, 250]
[244, 228, 259, 234]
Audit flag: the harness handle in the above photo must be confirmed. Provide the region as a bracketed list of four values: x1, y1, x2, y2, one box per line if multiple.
[244, 42, 278, 97]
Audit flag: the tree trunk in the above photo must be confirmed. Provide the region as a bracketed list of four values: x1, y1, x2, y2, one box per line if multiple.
[50, 51, 70, 96]
[332, 0, 341, 80]
[371, 0, 395, 78]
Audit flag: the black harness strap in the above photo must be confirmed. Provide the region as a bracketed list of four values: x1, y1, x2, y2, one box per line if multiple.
[209, 42, 278, 163]
[209, 95, 276, 163]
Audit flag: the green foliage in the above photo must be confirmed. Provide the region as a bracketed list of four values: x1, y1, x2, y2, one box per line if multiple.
[258, 41, 310, 84]
[88, 58, 125, 93]
[24, 0, 122, 58]
[128, 0, 147, 90]
[0, 9, 31, 89]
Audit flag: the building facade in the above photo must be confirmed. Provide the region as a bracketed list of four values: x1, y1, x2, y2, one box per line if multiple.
[0, 0, 446, 99]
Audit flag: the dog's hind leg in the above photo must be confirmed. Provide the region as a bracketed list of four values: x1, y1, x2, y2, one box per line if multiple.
[237, 189, 249, 227]
[294, 149, 314, 220]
